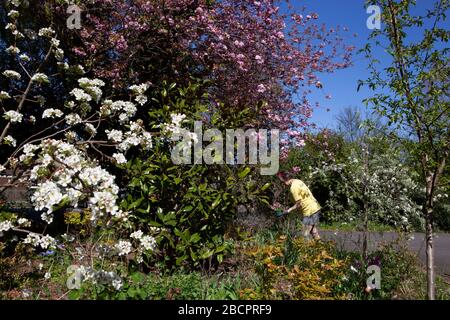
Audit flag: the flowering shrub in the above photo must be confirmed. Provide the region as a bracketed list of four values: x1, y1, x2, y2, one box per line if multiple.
[307, 146, 423, 229]
[33, 0, 353, 156]
[279, 132, 425, 230]
[0, 1, 169, 289]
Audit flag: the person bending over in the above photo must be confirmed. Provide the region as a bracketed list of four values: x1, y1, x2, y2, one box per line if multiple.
[276, 171, 321, 240]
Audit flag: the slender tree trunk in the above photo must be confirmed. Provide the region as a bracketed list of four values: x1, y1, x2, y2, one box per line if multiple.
[425, 205, 435, 300]
[362, 143, 369, 259]
[362, 203, 369, 259]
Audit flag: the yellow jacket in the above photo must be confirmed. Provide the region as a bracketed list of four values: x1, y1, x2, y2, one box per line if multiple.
[289, 179, 321, 217]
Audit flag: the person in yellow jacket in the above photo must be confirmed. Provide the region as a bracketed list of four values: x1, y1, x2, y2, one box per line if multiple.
[276, 171, 321, 240]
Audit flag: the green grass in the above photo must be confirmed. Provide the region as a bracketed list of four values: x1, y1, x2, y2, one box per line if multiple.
[320, 221, 395, 232]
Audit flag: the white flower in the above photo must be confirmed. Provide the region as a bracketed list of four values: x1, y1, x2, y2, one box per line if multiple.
[85, 123, 97, 135]
[19, 54, 30, 62]
[42, 108, 64, 119]
[140, 235, 156, 251]
[20, 143, 39, 161]
[41, 212, 53, 224]
[38, 27, 55, 37]
[23, 234, 41, 247]
[39, 235, 56, 249]
[31, 73, 49, 84]
[0, 221, 13, 232]
[57, 62, 69, 70]
[7, 10, 20, 19]
[74, 65, 85, 74]
[149, 227, 161, 233]
[70, 88, 92, 102]
[38, 263, 44, 271]
[10, 0, 21, 7]
[129, 83, 149, 95]
[23, 234, 56, 249]
[0, 164, 5, 172]
[112, 278, 122, 290]
[350, 265, 358, 273]
[106, 129, 123, 143]
[54, 48, 64, 61]
[89, 191, 119, 217]
[171, 113, 186, 127]
[31, 181, 64, 213]
[141, 131, 153, 150]
[4, 110, 23, 123]
[130, 230, 143, 240]
[65, 114, 82, 125]
[256, 84, 266, 93]
[17, 218, 31, 227]
[3, 135, 16, 147]
[135, 95, 147, 106]
[5, 23, 15, 30]
[117, 135, 141, 151]
[0, 91, 11, 100]
[3, 70, 21, 80]
[78, 78, 105, 88]
[6, 45, 20, 55]
[12, 30, 24, 38]
[44, 272, 51, 280]
[77, 78, 105, 102]
[50, 38, 60, 47]
[115, 240, 132, 256]
[112, 153, 127, 164]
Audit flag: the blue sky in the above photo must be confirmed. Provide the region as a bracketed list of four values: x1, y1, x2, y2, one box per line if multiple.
[300, 0, 375, 129]
[281, 0, 443, 130]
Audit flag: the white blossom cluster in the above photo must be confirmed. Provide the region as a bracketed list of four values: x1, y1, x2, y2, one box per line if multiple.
[42, 108, 64, 119]
[101, 100, 137, 123]
[115, 121, 153, 151]
[3, 110, 23, 123]
[73, 265, 123, 291]
[3, 135, 17, 147]
[23, 233, 57, 249]
[115, 240, 132, 256]
[311, 151, 422, 228]
[0, 5, 162, 265]
[129, 83, 150, 106]
[2, 70, 21, 80]
[130, 230, 157, 251]
[77, 78, 105, 103]
[25, 139, 126, 222]
[6, 45, 20, 55]
[31, 73, 49, 84]
[38, 27, 55, 38]
[0, 91, 11, 100]
[164, 113, 198, 153]
[0, 220, 13, 232]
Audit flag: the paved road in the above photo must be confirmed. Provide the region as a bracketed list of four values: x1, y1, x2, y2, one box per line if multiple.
[320, 231, 450, 276]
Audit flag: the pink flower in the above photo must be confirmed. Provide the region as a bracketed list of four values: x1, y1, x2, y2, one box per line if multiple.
[233, 40, 245, 48]
[296, 139, 306, 148]
[292, 166, 301, 173]
[255, 55, 264, 64]
[257, 84, 266, 93]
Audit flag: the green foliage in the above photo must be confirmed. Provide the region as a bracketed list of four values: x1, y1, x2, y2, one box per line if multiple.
[246, 236, 348, 300]
[120, 82, 268, 269]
